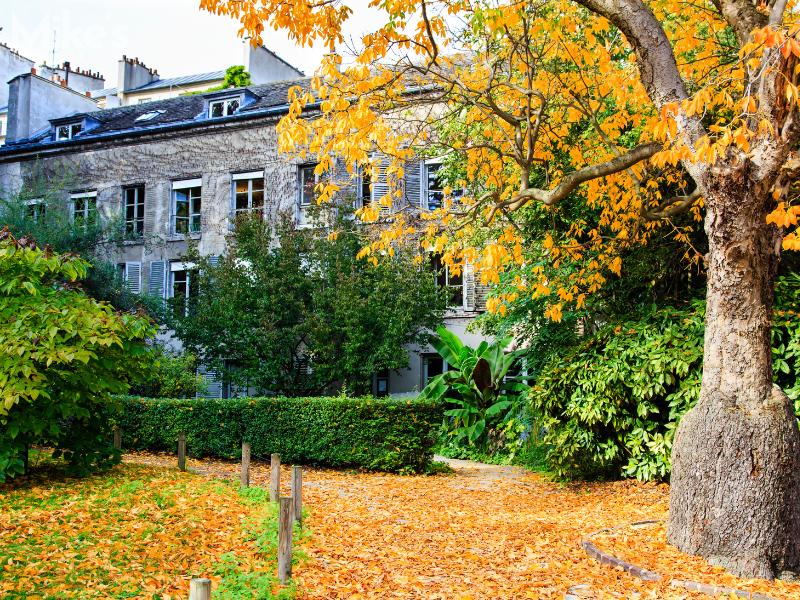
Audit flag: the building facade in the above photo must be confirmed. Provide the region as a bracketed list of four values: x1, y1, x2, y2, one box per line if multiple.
[0, 77, 489, 396]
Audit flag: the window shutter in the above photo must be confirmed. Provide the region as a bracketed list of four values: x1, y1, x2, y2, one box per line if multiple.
[197, 364, 223, 399]
[124, 262, 142, 295]
[208, 255, 220, 267]
[464, 262, 476, 312]
[370, 154, 397, 217]
[404, 158, 422, 208]
[148, 260, 166, 298]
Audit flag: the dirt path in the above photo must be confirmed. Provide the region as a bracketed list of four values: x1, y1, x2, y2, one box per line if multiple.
[125, 452, 682, 598]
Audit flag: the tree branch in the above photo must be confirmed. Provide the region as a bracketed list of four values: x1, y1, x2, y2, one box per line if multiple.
[499, 142, 662, 210]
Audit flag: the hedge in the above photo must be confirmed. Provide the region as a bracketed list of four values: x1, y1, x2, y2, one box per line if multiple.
[116, 395, 443, 473]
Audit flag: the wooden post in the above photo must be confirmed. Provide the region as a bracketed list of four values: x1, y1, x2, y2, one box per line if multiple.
[189, 577, 211, 600]
[270, 453, 280, 502]
[113, 428, 122, 450]
[240, 441, 250, 489]
[291, 466, 302, 525]
[178, 433, 186, 472]
[278, 497, 293, 583]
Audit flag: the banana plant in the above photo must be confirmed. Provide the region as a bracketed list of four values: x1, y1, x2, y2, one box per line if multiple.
[419, 327, 528, 450]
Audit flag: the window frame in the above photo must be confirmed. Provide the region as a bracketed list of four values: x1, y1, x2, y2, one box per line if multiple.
[355, 165, 372, 209]
[123, 185, 145, 238]
[169, 261, 198, 316]
[208, 96, 241, 119]
[298, 163, 319, 207]
[70, 191, 97, 229]
[431, 254, 465, 309]
[55, 122, 83, 141]
[25, 198, 46, 223]
[422, 160, 463, 211]
[230, 171, 265, 220]
[422, 353, 448, 387]
[172, 179, 203, 235]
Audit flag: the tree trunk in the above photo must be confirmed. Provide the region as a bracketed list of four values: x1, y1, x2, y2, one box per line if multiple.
[667, 171, 800, 579]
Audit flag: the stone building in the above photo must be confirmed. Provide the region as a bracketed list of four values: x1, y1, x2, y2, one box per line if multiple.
[0, 75, 489, 396]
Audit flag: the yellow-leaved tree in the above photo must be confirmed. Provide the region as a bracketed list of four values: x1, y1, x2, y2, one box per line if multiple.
[202, 0, 800, 578]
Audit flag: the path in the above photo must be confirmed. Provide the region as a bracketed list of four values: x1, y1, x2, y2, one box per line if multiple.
[126, 452, 680, 598]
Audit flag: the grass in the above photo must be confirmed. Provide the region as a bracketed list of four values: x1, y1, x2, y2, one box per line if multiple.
[0, 455, 301, 599]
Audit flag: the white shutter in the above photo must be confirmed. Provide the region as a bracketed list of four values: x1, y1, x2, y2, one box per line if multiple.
[148, 260, 166, 298]
[370, 154, 397, 217]
[404, 158, 422, 208]
[464, 262, 476, 312]
[124, 261, 142, 294]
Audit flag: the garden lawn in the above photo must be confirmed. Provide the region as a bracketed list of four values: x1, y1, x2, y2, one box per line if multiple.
[0, 460, 295, 599]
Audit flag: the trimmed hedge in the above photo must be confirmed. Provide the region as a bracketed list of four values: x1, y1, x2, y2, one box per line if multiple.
[116, 396, 443, 473]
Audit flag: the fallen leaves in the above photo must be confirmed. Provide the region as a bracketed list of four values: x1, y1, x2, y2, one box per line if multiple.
[124, 453, 799, 599]
[0, 461, 277, 599]
[8, 452, 799, 599]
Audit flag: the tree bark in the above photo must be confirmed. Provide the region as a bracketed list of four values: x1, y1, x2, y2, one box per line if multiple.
[667, 167, 800, 579]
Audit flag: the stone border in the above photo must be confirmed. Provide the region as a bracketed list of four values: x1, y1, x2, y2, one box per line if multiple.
[578, 521, 777, 600]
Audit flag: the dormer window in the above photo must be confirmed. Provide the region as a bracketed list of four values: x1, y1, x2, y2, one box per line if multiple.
[209, 97, 240, 118]
[135, 110, 166, 123]
[56, 122, 82, 141]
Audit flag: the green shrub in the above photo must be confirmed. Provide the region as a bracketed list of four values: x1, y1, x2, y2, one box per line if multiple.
[529, 302, 706, 482]
[116, 396, 443, 472]
[529, 281, 800, 482]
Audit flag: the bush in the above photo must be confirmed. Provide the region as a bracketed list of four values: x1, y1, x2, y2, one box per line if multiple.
[116, 396, 443, 473]
[529, 302, 706, 482]
[0, 229, 154, 481]
[529, 281, 800, 482]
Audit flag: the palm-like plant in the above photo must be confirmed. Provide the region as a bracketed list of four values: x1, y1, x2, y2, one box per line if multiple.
[420, 327, 527, 450]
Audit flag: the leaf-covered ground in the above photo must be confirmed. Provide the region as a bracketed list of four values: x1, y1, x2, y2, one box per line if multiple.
[124, 453, 800, 599]
[0, 459, 294, 599]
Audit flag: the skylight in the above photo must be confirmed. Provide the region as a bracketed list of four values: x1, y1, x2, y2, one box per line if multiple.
[135, 110, 166, 123]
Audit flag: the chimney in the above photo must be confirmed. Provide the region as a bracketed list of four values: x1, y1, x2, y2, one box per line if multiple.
[117, 55, 159, 93]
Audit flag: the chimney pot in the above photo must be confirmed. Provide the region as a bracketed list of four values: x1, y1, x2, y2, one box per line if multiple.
[60, 79, 67, 87]
[31, 67, 37, 75]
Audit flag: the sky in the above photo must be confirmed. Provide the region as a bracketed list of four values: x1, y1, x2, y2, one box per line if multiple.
[1, 0, 379, 88]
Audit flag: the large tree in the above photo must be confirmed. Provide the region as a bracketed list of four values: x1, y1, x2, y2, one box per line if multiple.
[203, 0, 800, 577]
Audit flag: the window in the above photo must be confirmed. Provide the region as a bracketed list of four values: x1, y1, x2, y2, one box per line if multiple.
[423, 161, 462, 210]
[432, 254, 464, 308]
[118, 262, 142, 294]
[209, 97, 240, 118]
[375, 368, 390, 397]
[169, 261, 198, 315]
[231, 172, 265, 219]
[25, 199, 46, 222]
[298, 164, 318, 207]
[423, 353, 446, 385]
[137, 98, 153, 104]
[56, 122, 82, 141]
[124, 185, 145, 237]
[173, 179, 202, 234]
[70, 192, 97, 229]
[356, 166, 372, 209]
[135, 110, 165, 122]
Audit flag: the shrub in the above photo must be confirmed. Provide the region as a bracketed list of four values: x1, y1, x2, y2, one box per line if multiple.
[116, 396, 443, 472]
[529, 302, 705, 482]
[529, 283, 800, 482]
[0, 229, 154, 481]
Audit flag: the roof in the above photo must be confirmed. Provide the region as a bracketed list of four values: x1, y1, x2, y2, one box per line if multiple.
[0, 78, 315, 154]
[90, 87, 118, 99]
[126, 70, 226, 93]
